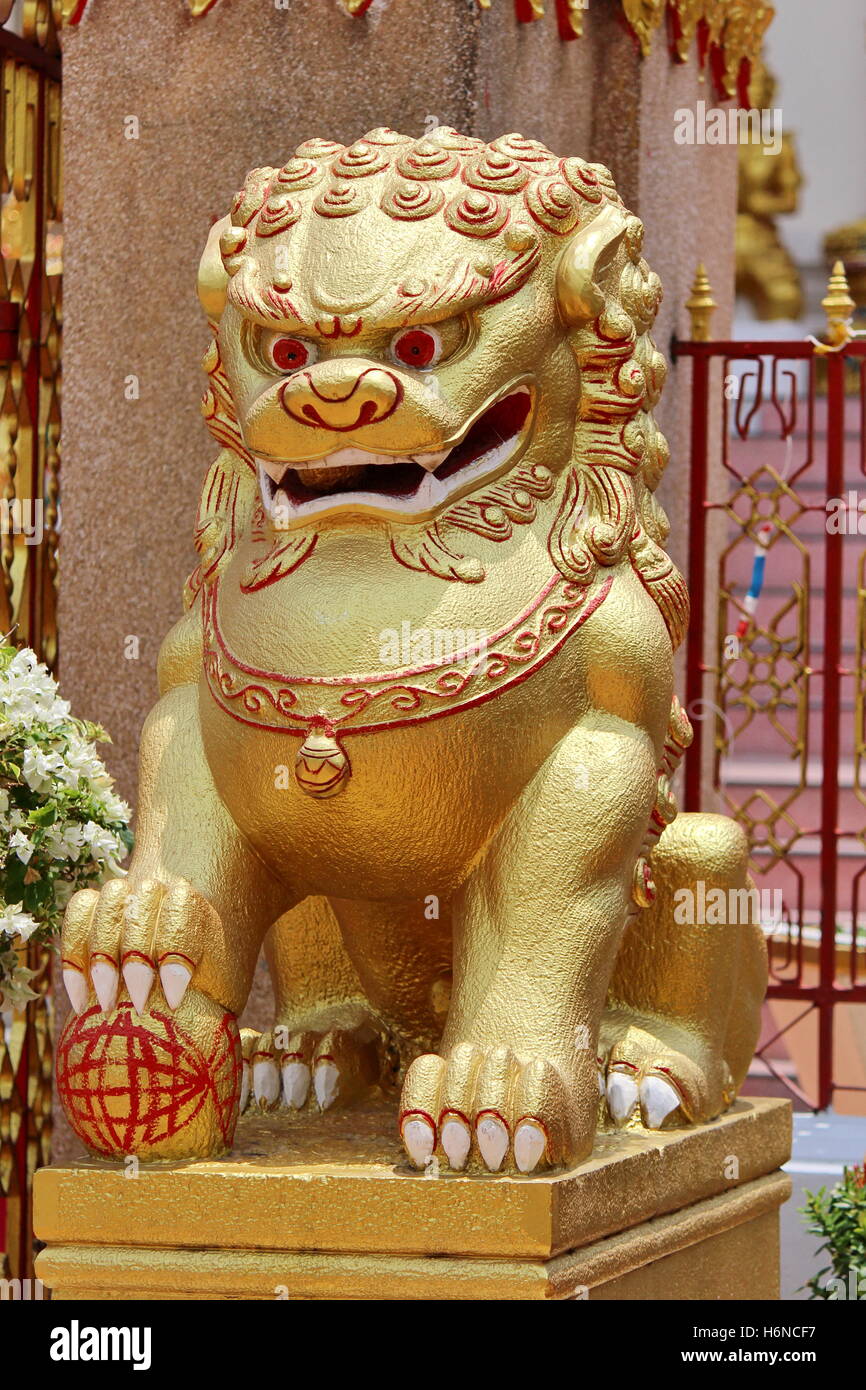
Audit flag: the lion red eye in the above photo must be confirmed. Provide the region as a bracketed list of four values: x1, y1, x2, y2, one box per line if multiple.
[266, 335, 315, 372]
[390, 326, 441, 370]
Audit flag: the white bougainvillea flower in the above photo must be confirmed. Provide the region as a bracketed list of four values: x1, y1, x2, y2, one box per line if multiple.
[0, 649, 70, 730]
[8, 829, 34, 864]
[22, 746, 67, 794]
[0, 902, 39, 942]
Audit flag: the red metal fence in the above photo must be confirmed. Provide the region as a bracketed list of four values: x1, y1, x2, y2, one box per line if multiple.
[675, 318, 866, 1111]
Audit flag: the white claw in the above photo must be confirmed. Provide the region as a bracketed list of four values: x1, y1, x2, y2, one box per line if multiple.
[282, 1061, 311, 1109]
[441, 1116, 471, 1170]
[607, 1071, 639, 1125]
[253, 1057, 280, 1109]
[476, 1115, 509, 1172]
[240, 1061, 251, 1114]
[159, 960, 192, 1011]
[514, 1121, 546, 1174]
[62, 967, 88, 1015]
[122, 960, 155, 1015]
[640, 1075, 682, 1129]
[90, 961, 119, 1015]
[314, 1061, 339, 1111]
[402, 1116, 435, 1169]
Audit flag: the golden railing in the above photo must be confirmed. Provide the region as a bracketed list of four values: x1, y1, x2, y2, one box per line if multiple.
[0, 0, 61, 1284]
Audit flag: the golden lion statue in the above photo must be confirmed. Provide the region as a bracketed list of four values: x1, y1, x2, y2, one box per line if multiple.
[57, 129, 766, 1174]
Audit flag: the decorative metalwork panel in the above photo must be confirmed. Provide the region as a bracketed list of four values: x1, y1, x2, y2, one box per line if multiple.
[715, 353, 814, 987]
[0, 3, 60, 1283]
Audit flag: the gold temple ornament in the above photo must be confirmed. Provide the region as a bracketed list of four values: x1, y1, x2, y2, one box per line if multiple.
[803, 260, 862, 358]
[54, 128, 767, 1181]
[294, 726, 351, 798]
[735, 58, 803, 321]
[819, 260, 857, 352]
[685, 262, 717, 341]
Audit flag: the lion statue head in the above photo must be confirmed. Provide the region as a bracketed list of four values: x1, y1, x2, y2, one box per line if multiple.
[190, 128, 686, 645]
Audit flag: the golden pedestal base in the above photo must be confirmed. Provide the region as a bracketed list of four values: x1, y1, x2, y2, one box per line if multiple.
[34, 1096, 791, 1300]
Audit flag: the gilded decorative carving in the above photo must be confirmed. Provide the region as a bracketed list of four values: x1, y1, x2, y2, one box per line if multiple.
[713, 1, 774, 100]
[668, 0, 706, 61]
[622, 0, 666, 58]
[56, 128, 766, 1178]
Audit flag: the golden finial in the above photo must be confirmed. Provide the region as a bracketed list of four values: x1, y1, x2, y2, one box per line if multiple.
[821, 260, 856, 350]
[685, 263, 717, 342]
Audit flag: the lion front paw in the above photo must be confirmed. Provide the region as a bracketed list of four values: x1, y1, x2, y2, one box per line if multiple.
[61, 875, 223, 1021]
[57, 876, 241, 1160]
[399, 1041, 593, 1176]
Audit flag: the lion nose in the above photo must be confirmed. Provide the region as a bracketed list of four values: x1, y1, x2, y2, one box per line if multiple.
[279, 364, 402, 432]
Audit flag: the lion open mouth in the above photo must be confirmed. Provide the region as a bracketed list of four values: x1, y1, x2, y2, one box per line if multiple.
[256, 385, 533, 524]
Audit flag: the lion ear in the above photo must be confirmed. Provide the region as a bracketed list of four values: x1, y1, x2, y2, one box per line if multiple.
[197, 215, 231, 322]
[555, 204, 627, 327]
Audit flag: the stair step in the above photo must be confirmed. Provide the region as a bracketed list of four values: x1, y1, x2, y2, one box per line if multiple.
[720, 758, 858, 787]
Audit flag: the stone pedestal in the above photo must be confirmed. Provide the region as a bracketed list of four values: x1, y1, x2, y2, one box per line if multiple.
[34, 1097, 790, 1300]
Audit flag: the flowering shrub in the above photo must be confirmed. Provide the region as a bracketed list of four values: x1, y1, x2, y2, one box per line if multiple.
[0, 644, 132, 1009]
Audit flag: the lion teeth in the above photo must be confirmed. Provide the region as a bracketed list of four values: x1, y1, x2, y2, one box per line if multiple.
[310, 446, 371, 470]
[413, 449, 450, 472]
[258, 448, 449, 482]
[290, 450, 449, 492]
